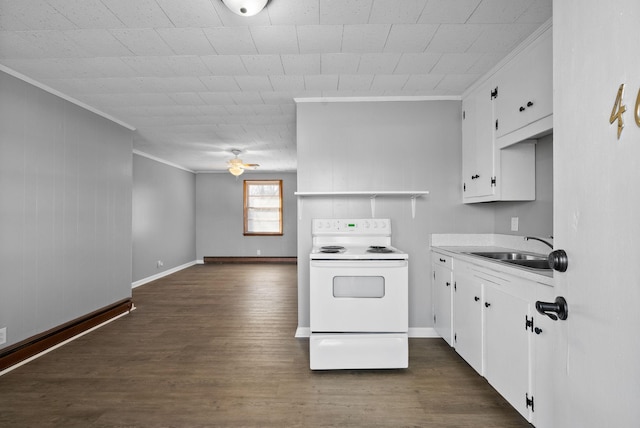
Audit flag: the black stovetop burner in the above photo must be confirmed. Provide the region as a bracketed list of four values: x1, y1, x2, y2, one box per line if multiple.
[320, 245, 345, 253]
[367, 246, 394, 253]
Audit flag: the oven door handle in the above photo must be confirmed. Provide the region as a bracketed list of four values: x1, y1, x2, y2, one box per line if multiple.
[310, 260, 408, 268]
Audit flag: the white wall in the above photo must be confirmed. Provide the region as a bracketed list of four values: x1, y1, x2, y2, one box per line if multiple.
[296, 99, 496, 332]
[132, 154, 196, 283]
[196, 172, 297, 259]
[0, 71, 133, 349]
[493, 133, 554, 237]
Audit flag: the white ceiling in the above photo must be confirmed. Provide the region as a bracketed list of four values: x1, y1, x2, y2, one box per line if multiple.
[0, 0, 552, 172]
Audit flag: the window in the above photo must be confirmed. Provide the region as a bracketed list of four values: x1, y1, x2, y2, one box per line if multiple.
[243, 180, 283, 236]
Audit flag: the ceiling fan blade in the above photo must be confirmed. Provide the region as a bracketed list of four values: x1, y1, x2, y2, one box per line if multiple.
[243, 163, 260, 167]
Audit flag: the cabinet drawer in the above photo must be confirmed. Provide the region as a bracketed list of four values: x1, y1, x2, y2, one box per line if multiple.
[433, 253, 452, 269]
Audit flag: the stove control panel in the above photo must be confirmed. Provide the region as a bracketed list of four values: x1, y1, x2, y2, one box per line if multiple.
[312, 219, 390, 235]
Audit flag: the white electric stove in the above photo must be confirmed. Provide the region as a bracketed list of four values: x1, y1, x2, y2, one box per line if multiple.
[309, 219, 409, 370]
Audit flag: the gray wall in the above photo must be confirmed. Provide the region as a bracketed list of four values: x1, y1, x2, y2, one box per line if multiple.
[493, 133, 554, 237]
[132, 154, 196, 283]
[296, 99, 496, 331]
[0, 71, 133, 349]
[196, 172, 297, 259]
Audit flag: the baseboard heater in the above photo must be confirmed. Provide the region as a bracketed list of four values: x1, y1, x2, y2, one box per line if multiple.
[203, 256, 297, 264]
[0, 298, 133, 372]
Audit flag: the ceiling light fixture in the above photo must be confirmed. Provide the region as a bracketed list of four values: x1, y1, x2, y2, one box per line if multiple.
[228, 159, 245, 177]
[227, 149, 259, 177]
[221, 0, 268, 16]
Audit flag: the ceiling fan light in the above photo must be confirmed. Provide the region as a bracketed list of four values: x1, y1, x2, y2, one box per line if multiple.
[221, 0, 268, 16]
[229, 165, 244, 176]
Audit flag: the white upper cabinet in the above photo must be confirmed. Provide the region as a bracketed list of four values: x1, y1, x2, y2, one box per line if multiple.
[461, 21, 551, 204]
[461, 79, 536, 204]
[495, 26, 553, 144]
[462, 79, 497, 200]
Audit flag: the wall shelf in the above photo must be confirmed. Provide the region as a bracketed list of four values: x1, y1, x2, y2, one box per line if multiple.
[294, 191, 430, 219]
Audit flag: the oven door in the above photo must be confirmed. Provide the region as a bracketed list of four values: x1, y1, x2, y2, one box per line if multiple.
[309, 259, 408, 333]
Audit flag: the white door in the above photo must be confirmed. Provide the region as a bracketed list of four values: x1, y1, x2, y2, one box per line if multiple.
[552, 1, 640, 426]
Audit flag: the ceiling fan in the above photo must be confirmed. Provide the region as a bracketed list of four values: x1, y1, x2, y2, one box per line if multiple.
[227, 149, 259, 177]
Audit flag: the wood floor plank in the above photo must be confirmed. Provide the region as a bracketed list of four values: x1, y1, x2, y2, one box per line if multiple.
[0, 264, 529, 427]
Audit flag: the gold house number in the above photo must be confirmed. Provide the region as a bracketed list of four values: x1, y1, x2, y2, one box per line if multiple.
[636, 87, 640, 127]
[609, 83, 640, 139]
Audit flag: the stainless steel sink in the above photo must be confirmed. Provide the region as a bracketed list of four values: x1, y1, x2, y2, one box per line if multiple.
[502, 259, 550, 269]
[466, 251, 551, 270]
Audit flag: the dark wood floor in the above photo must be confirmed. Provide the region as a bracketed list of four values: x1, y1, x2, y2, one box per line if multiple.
[0, 264, 530, 428]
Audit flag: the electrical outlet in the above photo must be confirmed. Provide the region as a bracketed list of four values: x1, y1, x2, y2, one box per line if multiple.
[257, 249, 261, 256]
[511, 217, 519, 231]
[156, 260, 164, 268]
[0, 327, 6, 345]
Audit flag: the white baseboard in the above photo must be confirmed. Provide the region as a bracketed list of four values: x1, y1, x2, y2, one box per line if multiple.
[294, 327, 440, 339]
[408, 327, 439, 338]
[0, 309, 133, 377]
[295, 327, 311, 338]
[132, 260, 198, 288]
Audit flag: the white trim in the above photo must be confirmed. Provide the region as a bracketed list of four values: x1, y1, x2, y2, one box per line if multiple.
[194, 170, 297, 174]
[0, 64, 136, 131]
[462, 17, 552, 98]
[408, 327, 439, 338]
[132, 260, 197, 288]
[196, 259, 205, 264]
[294, 327, 439, 338]
[294, 191, 429, 197]
[133, 150, 194, 173]
[295, 327, 310, 338]
[0, 307, 134, 377]
[295, 95, 461, 103]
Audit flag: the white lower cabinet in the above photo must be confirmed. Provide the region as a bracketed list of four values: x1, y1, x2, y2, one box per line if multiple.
[530, 286, 556, 428]
[432, 252, 453, 346]
[436, 254, 553, 426]
[484, 284, 531, 419]
[452, 261, 483, 374]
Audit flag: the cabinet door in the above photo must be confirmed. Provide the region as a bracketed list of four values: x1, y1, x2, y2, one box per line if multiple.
[496, 27, 552, 138]
[531, 289, 557, 427]
[432, 256, 453, 346]
[484, 285, 531, 419]
[453, 270, 483, 374]
[462, 81, 496, 201]
[461, 95, 477, 196]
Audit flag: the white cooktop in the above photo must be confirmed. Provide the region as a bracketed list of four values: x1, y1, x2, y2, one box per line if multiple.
[310, 219, 408, 260]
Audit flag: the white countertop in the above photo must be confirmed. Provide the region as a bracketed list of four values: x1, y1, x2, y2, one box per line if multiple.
[430, 234, 554, 287]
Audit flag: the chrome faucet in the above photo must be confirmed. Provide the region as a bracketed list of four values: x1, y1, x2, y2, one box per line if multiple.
[524, 236, 554, 249]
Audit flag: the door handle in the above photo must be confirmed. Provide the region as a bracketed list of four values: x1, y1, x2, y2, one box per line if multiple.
[548, 249, 568, 272]
[535, 296, 568, 321]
